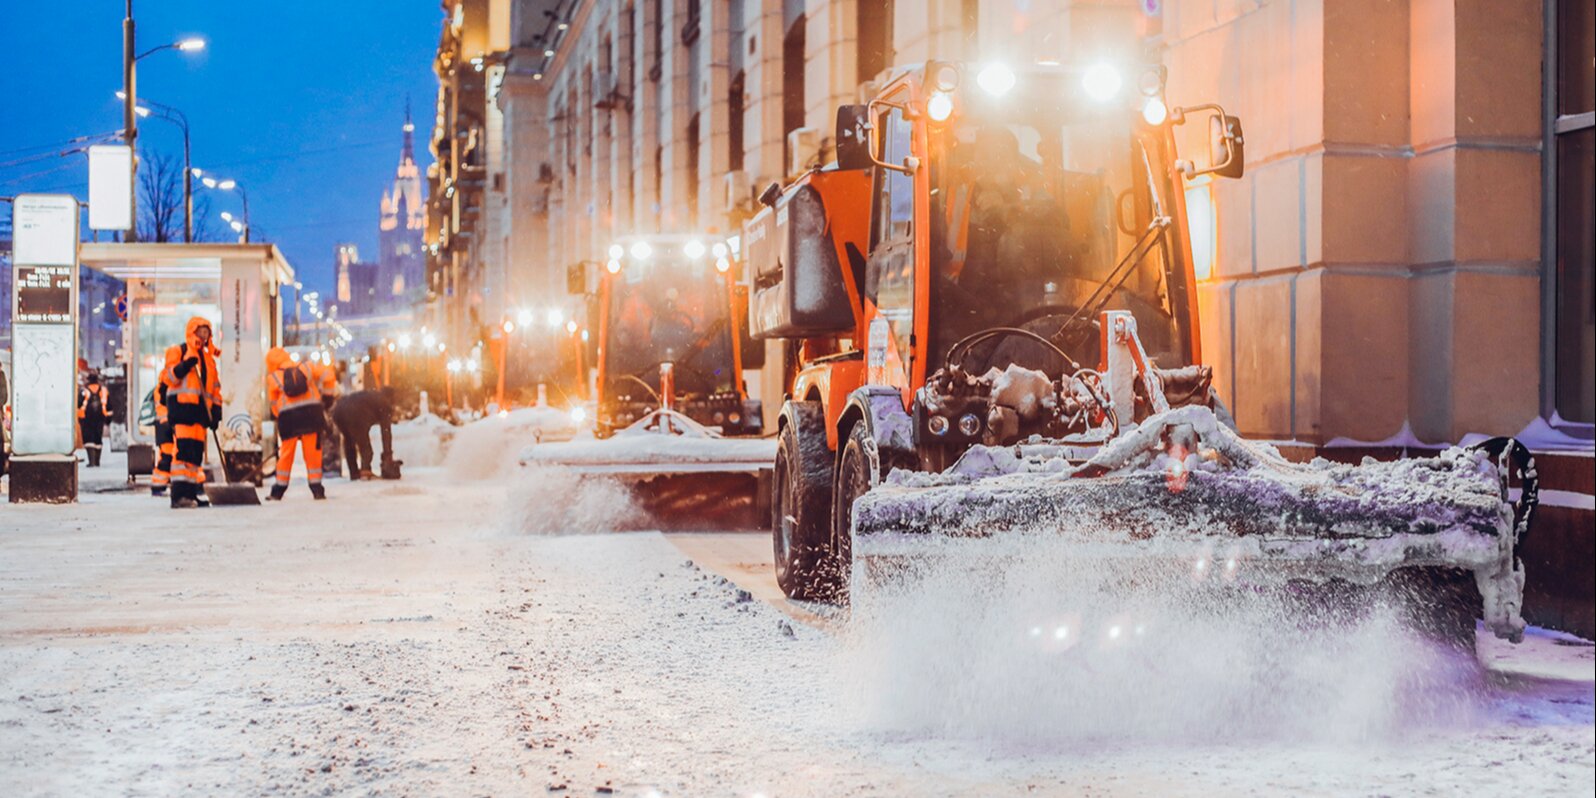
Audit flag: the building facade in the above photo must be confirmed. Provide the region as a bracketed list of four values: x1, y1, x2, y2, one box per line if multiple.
[426, 0, 1593, 443]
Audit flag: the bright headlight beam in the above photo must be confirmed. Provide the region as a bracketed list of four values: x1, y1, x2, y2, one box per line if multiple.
[1083, 63, 1122, 102]
[1142, 96, 1169, 126]
[629, 241, 652, 260]
[976, 64, 1016, 97]
[683, 239, 706, 259]
[926, 91, 954, 122]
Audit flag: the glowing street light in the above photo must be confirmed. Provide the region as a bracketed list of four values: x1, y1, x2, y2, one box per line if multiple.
[516, 308, 534, 328]
[545, 307, 563, 328]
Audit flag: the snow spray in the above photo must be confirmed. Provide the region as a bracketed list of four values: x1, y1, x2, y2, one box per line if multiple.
[837, 534, 1484, 745]
[503, 465, 646, 535]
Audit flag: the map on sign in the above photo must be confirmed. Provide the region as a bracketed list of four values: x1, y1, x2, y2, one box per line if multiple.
[15, 265, 74, 323]
[10, 323, 76, 455]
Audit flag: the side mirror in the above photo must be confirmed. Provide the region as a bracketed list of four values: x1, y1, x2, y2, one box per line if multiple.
[1209, 114, 1244, 179]
[834, 104, 872, 170]
[1172, 105, 1245, 180]
[758, 181, 782, 208]
[566, 262, 588, 295]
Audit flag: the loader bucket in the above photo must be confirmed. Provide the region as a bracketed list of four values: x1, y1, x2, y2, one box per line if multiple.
[519, 409, 775, 531]
[851, 406, 1536, 642]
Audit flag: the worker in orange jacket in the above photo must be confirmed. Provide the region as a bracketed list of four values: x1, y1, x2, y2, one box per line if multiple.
[150, 382, 174, 496]
[160, 317, 223, 508]
[265, 347, 329, 500]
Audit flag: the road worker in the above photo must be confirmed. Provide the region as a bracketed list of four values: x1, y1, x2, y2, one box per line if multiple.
[331, 388, 396, 480]
[265, 347, 328, 501]
[77, 371, 112, 467]
[150, 383, 174, 496]
[160, 317, 223, 509]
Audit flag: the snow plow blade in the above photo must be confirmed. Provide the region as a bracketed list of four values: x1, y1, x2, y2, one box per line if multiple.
[520, 410, 775, 530]
[851, 406, 1538, 641]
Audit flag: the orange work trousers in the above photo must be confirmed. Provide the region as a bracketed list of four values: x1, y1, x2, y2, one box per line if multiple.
[277, 433, 324, 487]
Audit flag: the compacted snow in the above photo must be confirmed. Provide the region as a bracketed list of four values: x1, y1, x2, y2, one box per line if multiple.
[0, 450, 1591, 796]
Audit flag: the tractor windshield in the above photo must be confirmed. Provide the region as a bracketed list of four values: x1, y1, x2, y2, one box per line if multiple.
[929, 84, 1190, 376]
[604, 258, 736, 397]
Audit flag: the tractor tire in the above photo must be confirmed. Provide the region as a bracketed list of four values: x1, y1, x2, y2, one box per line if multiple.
[772, 402, 837, 601]
[828, 422, 881, 605]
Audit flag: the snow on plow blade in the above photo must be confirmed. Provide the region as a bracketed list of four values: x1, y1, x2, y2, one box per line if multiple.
[852, 406, 1536, 641]
[520, 411, 775, 530]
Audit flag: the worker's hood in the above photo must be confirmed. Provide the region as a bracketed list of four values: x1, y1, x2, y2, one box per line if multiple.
[185, 316, 221, 358]
[265, 347, 291, 371]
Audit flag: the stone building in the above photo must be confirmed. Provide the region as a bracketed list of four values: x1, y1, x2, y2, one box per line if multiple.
[426, 0, 1593, 443]
[378, 111, 428, 316]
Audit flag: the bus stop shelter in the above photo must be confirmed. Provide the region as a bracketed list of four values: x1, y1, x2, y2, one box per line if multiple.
[80, 243, 294, 482]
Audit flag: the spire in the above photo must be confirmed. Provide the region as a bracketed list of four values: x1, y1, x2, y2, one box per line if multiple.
[400, 96, 415, 166]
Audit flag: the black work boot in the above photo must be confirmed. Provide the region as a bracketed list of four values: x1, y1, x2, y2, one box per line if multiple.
[267, 484, 287, 501]
[309, 483, 326, 501]
[151, 486, 167, 497]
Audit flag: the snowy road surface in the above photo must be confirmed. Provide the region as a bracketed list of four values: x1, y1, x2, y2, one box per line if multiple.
[0, 461, 1591, 796]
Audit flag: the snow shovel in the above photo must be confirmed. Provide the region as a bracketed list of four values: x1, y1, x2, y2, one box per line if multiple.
[204, 430, 261, 505]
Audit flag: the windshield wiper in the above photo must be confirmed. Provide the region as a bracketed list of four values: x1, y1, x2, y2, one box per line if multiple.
[1052, 215, 1172, 344]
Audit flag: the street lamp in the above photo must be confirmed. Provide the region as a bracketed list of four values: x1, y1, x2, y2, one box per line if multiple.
[122, 0, 204, 241]
[199, 173, 249, 242]
[119, 92, 194, 242]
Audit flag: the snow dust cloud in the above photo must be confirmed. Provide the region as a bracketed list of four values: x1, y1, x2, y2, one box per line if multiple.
[503, 466, 646, 535]
[838, 535, 1485, 746]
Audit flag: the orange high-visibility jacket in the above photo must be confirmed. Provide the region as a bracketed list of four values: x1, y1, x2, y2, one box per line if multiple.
[77, 384, 109, 420]
[161, 316, 223, 430]
[265, 347, 329, 438]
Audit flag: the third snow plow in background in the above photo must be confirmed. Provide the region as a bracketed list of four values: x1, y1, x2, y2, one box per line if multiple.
[748, 60, 1539, 646]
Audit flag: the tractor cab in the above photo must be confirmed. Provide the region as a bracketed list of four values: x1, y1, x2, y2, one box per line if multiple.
[594, 234, 761, 438]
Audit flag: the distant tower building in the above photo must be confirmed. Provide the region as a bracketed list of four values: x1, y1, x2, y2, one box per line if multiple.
[334, 243, 378, 317]
[378, 105, 425, 315]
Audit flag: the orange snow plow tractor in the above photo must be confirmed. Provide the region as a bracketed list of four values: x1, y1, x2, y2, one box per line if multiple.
[748, 61, 1538, 643]
[522, 233, 774, 529]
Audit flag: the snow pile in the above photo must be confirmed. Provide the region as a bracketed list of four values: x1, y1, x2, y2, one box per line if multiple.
[502, 465, 646, 535]
[389, 411, 455, 467]
[442, 407, 580, 481]
[840, 533, 1486, 745]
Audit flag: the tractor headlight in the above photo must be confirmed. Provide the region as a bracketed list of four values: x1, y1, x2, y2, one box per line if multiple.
[608, 243, 624, 259]
[1082, 63, 1122, 102]
[605, 258, 622, 274]
[683, 239, 706, 259]
[926, 91, 954, 122]
[931, 62, 960, 92]
[958, 413, 982, 437]
[570, 406, 587, 424]
[630, 240, 652, 260]
[927, 415, 950, 436]
[1142, 96, 1168, 126]
[728, 412, 741, 424]
[976, 64, 1016, 97]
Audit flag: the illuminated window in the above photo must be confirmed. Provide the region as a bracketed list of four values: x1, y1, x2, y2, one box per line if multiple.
[1185, 183, 1217, 282]
[393, 275, 405, 296]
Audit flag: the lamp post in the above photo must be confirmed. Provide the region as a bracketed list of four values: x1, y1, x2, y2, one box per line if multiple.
[121, 93, 192, 241]
[201, 174, 249, 242]
[121, 0, 203, 241]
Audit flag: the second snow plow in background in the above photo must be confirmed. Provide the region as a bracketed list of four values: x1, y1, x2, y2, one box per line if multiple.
[521, 234, 773, 530]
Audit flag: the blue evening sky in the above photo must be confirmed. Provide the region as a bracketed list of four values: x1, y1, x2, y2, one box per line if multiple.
[0, 1, 441, 297]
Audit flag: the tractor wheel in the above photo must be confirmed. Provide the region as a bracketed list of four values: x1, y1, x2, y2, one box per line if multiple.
[772, 402, 836, 601]
[830, 422, 896, 605]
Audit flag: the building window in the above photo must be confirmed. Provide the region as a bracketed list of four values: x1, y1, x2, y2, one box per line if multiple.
[782, 15, 806, 172]
[687, 112, 701, 222]
[1549, 0, 1595, 423]
[857, 0, 893, 83]
[729, 70, 746, 172]
[649, 0, 664, 81]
